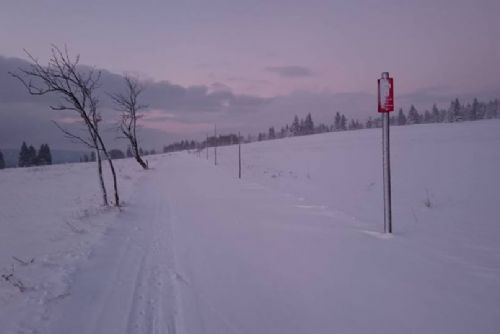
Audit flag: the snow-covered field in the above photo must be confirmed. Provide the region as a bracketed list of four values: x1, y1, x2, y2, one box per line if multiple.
[1, 120, 499, 333]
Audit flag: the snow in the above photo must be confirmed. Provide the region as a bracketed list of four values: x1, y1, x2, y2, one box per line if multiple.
[1, 120, 500, 333]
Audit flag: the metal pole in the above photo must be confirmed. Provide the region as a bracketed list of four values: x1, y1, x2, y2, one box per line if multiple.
[214, 124, 217, 166]
[382, 112, 392, 233]
[238, 132, 241, 179]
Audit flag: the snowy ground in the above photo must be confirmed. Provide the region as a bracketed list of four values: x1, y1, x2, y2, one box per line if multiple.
[1, 120, 499, 333]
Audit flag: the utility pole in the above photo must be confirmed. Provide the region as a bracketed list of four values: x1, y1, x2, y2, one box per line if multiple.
[238, 132, 242, 179]
[214, 124, 217, 166]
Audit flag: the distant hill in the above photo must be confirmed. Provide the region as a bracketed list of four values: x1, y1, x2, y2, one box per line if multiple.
[1, 149, 87, 168]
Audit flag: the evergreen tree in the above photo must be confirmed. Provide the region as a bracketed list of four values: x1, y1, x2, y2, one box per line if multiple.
[109, 149, 125, 160]
[46, 144, 52, 164]
[18, 142, 30, 167]
[28, 145, 37, 166]
[268, 127, 276, 139]
[348, 119, 356, 130]
[279, 126, 286, 138]
[37, 144, 52, 165]
[423, 110, 432, 123]
[291, 115, 300, 136]
[0, 149, 5, 169]
[36, 144, 44, 165]
[407, 105, 421, 124]
[440, 109, 447, 123]
[447, 98, 462, 122]
[340, 115, 347, 131]
[431, 104, 440, 123]
[304, 113, 314, 134]
[485, 99, 499, 119]
[470, 98, 480, 121]
[316, 123, 329, 133]
[334, 112, 341, 131]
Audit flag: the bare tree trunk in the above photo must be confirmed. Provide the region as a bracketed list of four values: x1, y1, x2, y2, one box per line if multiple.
[132, 138, 148, 169]
[96, 134, 120, 207]
[95, 148, 108, 206]
[104, 152, 120, 206]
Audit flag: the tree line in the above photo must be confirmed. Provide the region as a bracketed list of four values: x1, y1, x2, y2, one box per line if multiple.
[163, 134, 240, 153]
[0, 149, 4, 170]
[159, 97, 499, 154]
[0, 143, 52, 169]
[18, 142, 52, 167]
[79, 147, 157, 162]
[257, 98, 499, 141]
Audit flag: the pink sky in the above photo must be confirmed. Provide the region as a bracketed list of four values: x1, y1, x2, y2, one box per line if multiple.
[1, 0, 499, 97]
[1, 0, 499, 149]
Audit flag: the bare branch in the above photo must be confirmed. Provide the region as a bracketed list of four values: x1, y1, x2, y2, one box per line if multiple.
[53, 121, 96, 149]
[109, 75, 148, 169]
[12, 45, 120, 206]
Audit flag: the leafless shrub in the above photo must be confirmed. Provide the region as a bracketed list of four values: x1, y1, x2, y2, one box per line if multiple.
[1, 265, 32, 293]
[12, 256, 35, 266]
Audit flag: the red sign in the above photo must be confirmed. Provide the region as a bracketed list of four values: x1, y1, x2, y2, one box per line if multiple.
[378, 76, 394, 112]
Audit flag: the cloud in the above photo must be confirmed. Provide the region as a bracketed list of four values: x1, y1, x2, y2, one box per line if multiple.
[1, 54, 271, 113]
[265, 65, 313, 78]
[0, 54, 273, 149]
[2, 54, 498, 151]
[195, 61, 231, 69]
[226, 76, 270, 85]
[209, 82, 232, 93]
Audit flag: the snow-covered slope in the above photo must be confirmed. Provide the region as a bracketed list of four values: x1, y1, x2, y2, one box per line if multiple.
[216, 120, 500, 257]
[1, 120, 499, 333]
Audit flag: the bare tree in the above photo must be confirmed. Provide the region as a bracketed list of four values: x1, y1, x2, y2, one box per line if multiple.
[109, 76, 148, 169]
[10, 45, 120, 206]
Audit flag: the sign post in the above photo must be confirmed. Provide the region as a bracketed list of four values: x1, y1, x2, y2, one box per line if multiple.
[378, 72, 394, 233]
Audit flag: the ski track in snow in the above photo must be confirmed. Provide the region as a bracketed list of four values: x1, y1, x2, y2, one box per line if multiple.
[41, 159, 181, 334]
